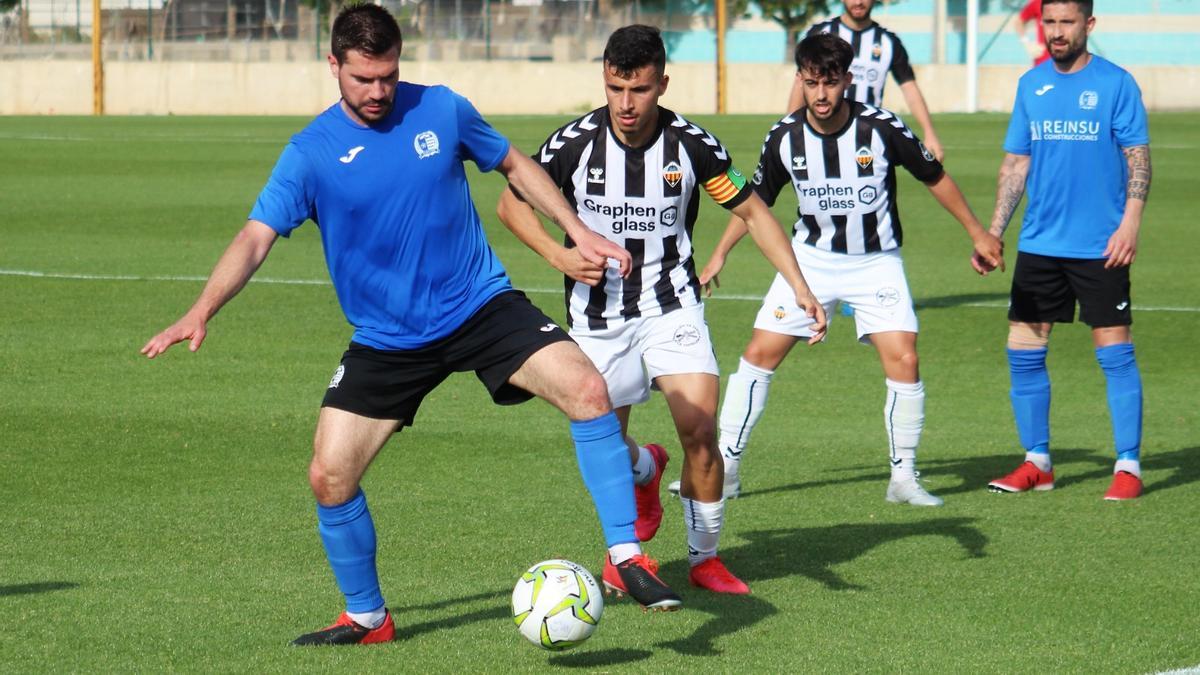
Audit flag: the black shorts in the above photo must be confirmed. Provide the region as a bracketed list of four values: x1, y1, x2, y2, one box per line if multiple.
[321, 290, 573, 427]
[1008, 251, 1132, 327]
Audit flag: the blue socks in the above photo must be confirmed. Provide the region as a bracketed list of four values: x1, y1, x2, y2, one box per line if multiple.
[1096, 343, 1142, 464]
[570, 412, 638, 547]
[317, 489, 384, 614]
[1007, 348, 1051, 458]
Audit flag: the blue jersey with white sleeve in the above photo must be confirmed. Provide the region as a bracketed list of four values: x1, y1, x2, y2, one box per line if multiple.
[249, 83, 513, 350]
[1003, 56, 1149, 259]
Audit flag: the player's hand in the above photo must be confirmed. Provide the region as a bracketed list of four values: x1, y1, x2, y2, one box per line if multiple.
[1103, 223, 1139, 268]
[970, 231, 1005, 275]
[141, 311, 207, 359]
[924, 133, 945, 163]
[795, 289, 827, 345]
[573, 229, 631, 278]
[552, 247, 606, 286]
[698, 252, 727, 297]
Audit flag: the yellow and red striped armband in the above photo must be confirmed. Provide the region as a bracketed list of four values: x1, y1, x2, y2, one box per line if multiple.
[703, 167, 749, 205]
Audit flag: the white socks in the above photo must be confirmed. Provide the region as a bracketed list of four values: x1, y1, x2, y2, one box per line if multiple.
[631, 442, 657, 486]
[717, 358, 775, 476]
[681, 498, 724, 566]
[885, 379, 925, 481]
[608, 542, 642, 565]
[1115, 458, 1141, 477]
[1026, 451, 1053, 472]
[347, 607, 387, 630]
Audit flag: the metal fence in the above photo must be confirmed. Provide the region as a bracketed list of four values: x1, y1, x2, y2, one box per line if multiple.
[0, 0, 705, 61]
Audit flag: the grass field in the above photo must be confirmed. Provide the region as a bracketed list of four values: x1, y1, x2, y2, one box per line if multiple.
[1, 110, 1198, 673]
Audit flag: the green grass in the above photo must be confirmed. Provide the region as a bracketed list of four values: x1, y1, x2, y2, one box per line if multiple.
[1, 111, 1198, 673]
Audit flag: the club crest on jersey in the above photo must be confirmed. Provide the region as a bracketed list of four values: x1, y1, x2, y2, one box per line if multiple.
[662, 161, 683, 188]
[1079, 90, 1099, 110]
[414, 131, 440, 159]
[587, 167, 605, 184]
[872, 42, 882, 59]
[856, 146, 875, 170]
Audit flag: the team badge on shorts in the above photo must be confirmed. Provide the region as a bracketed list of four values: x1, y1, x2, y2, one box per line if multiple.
[328, 365, 346, 389]
[876, 287, 901, 307]
[673, 324, 701, 346]
[773, 305, 787, 321]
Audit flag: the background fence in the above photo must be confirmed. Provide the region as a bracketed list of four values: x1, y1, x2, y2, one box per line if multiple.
[4, 0, 1200, 65]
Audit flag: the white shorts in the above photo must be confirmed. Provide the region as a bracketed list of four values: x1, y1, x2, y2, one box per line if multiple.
[571, 303, 719, 409]
[753, 243, 918, 343]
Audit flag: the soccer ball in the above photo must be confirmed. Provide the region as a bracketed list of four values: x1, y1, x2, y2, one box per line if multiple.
[511, 559, 604, 650]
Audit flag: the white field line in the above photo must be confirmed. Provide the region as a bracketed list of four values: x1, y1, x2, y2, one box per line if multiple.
[1153, 665, 1200, 675]
[3, 267, 1198, 313]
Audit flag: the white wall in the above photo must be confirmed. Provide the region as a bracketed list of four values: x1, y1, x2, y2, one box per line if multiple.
[2, 60, 1199, 116]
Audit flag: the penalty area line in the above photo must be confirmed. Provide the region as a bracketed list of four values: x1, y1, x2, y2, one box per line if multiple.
[2, 268, 1198, 314]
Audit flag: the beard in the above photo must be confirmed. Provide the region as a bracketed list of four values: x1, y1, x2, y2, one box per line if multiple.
[348, 98, 393, 124]
[1048, 37, 1086, 65]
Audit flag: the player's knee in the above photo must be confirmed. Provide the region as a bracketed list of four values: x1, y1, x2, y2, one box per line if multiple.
[566, 370, 613, 420]
[678, 415, 717, 456]
[307, 457, 357, 506]
[1007, 323, 1049, 350]
[742, 343, 782, 370]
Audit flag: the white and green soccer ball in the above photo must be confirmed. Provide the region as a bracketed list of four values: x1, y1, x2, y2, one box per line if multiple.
[511, 559, 603, 651]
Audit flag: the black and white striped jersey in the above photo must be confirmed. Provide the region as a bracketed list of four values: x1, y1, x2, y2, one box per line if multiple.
[751, 101, 943, 255]
[535, 106, 753, 331]
[806, 19, 915, 106]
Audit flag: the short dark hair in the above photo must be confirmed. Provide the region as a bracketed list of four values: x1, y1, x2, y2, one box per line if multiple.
[331, 4, 403, 64]
[603, 25, 667, 78]
[1042, 0, 1093, 18]
[794, 32, 854, 77]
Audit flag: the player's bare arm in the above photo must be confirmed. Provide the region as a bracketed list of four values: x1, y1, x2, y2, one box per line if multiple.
[924, 172, 1005, 275]
[699, 214, 752, 295]
[989, 152, 1031, 240]
[1105, 144, 1151, 269]
[495, 146, 631, 277]
[140, 219, 278, 358]
[729, 194, 827, 343]
[496, 187, 605, 286]
[899, 81, 944, 162]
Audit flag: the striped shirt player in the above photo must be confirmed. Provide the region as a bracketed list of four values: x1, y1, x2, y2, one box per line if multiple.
[533, 105, 753, 333]
[710, 30, 1001, 510]
[752, 100, 942, 256]
[806, 18, 914, 106]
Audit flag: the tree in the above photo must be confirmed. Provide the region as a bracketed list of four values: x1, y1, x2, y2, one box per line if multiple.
[752, 0, 831, 59]
[1, 0, 19, 14]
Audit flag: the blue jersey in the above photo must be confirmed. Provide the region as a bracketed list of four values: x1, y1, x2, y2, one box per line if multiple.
[249, 83, 513, 350]
[1004, 56, 1149, 259]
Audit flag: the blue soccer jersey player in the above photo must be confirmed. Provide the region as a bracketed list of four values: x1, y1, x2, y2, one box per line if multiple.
[978, 0, 1151, 500]
[142, 4, 682, 646]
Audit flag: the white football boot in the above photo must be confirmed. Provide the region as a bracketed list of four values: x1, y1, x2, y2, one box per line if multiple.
[885, 473, 944, 507]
